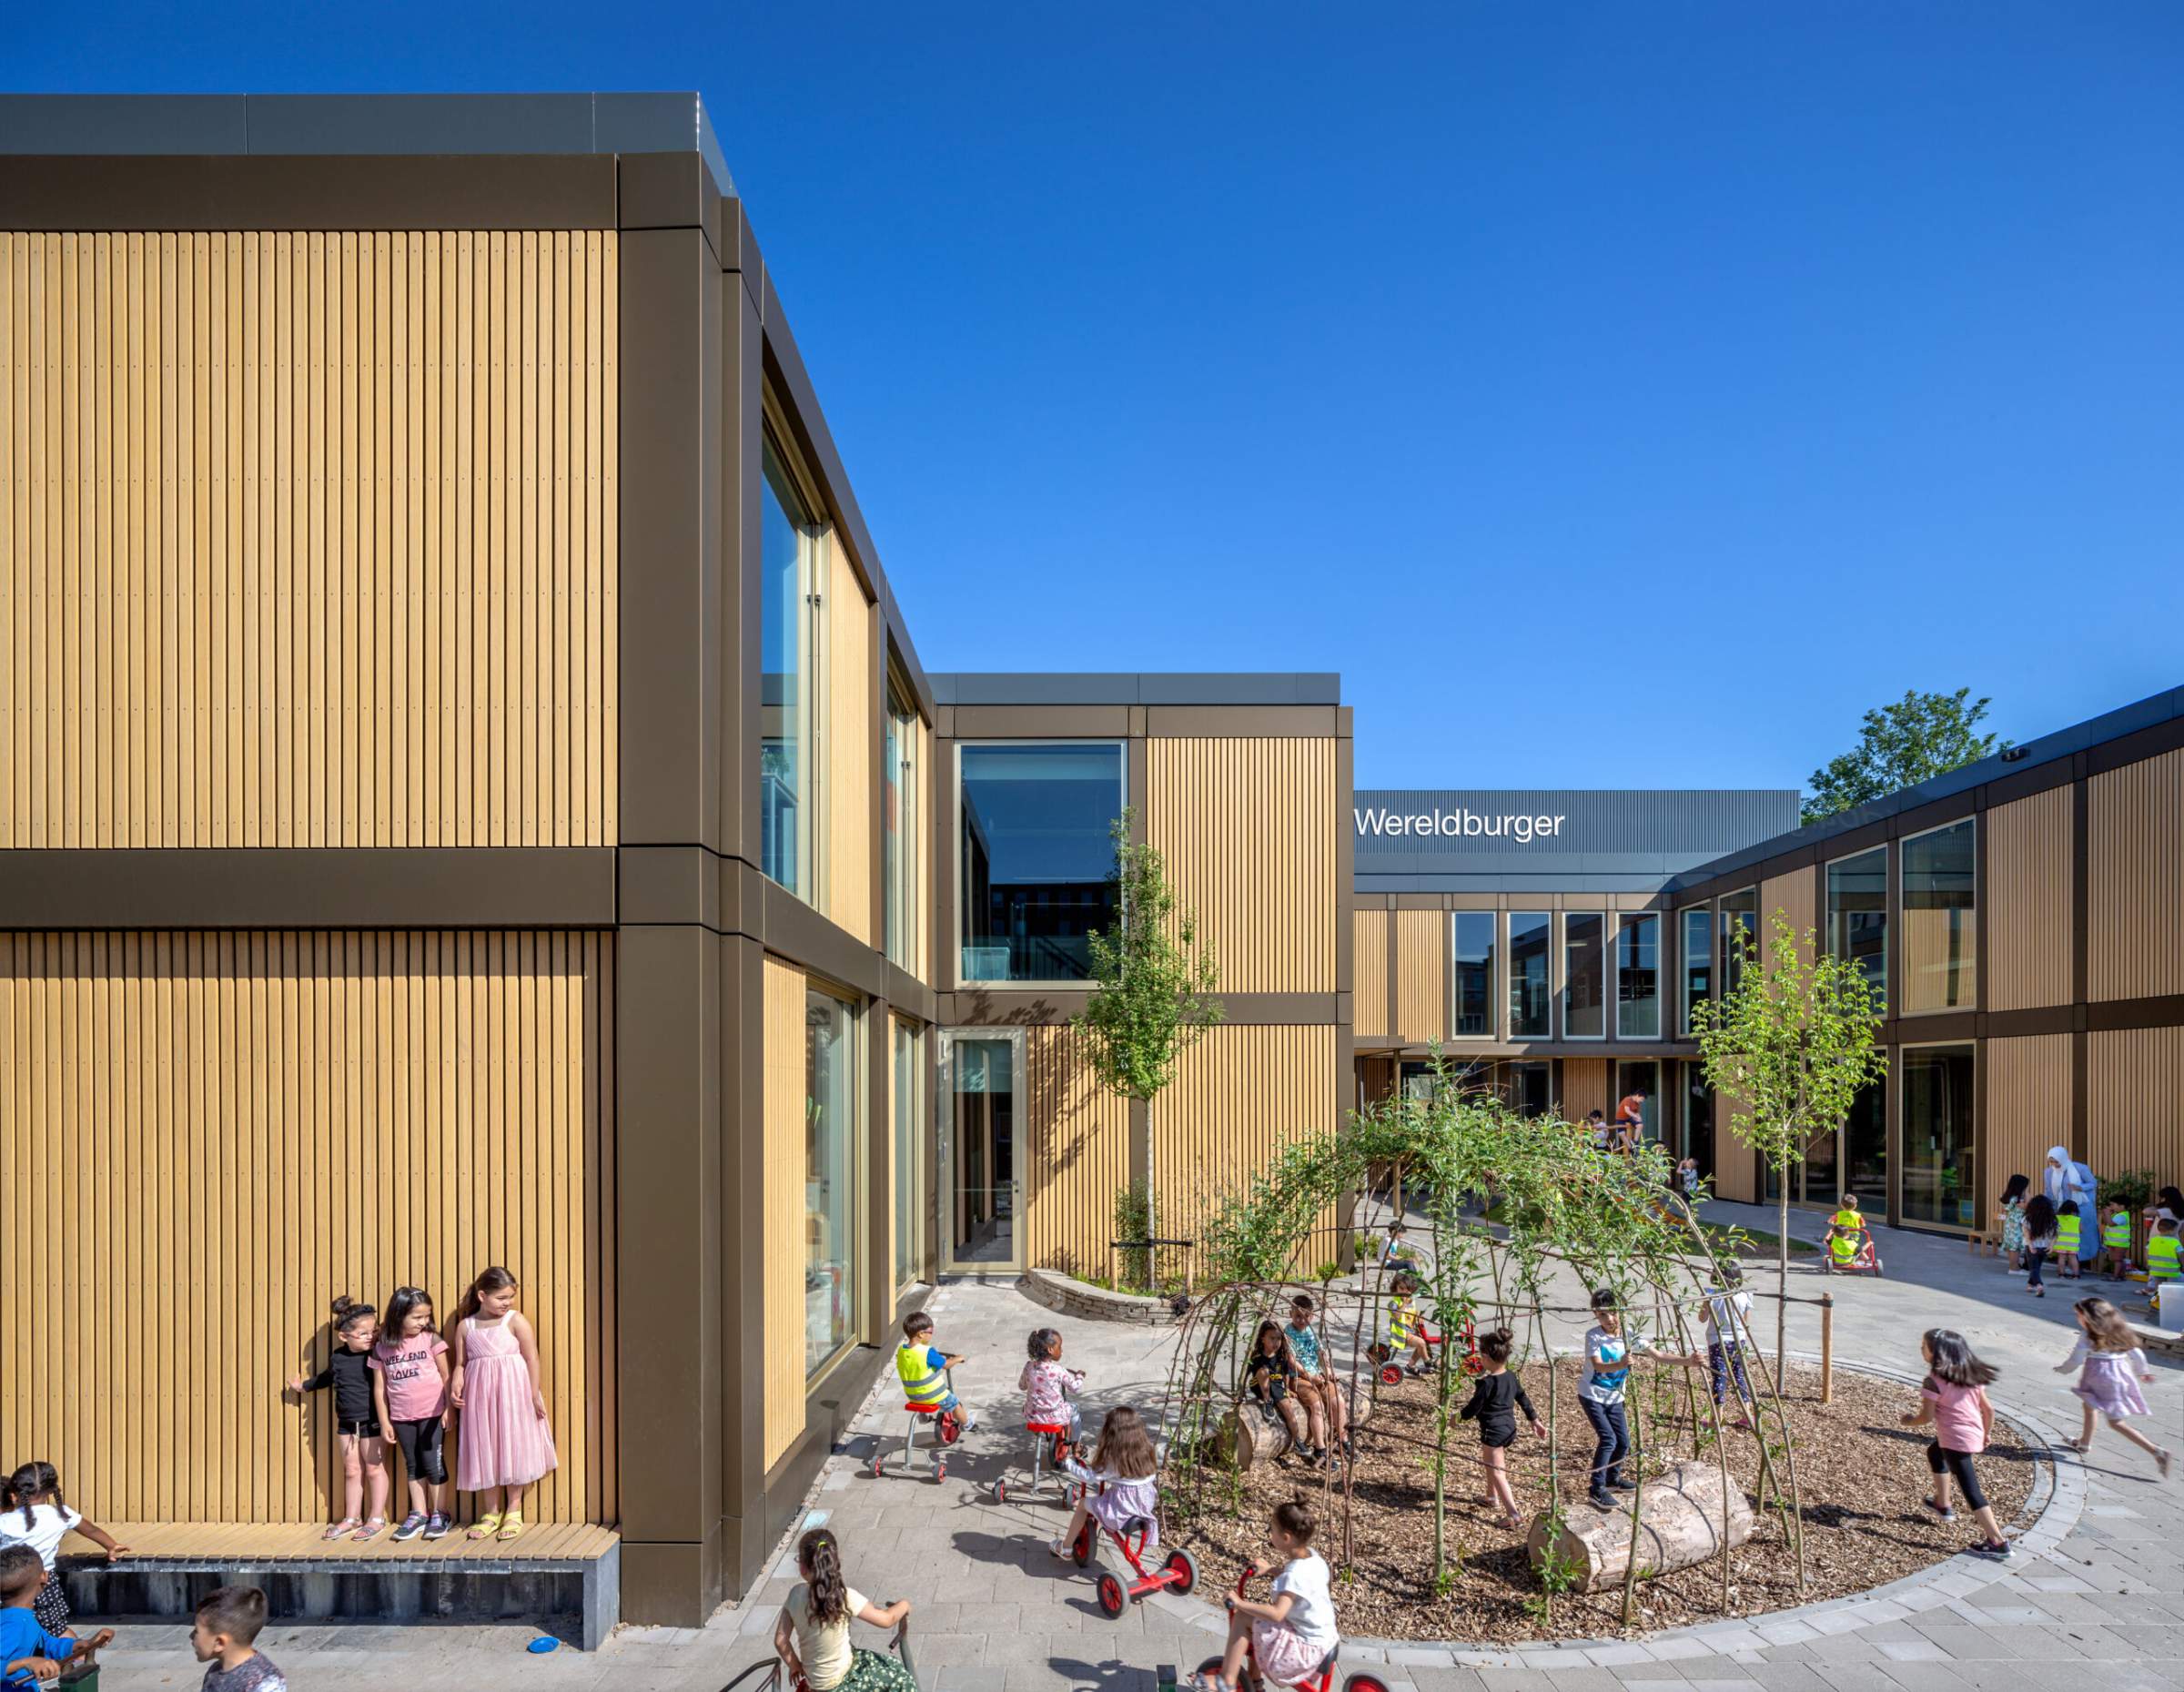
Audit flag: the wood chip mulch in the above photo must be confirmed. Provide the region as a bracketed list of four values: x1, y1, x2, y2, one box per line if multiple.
[1165, 1360, 2042, 1642]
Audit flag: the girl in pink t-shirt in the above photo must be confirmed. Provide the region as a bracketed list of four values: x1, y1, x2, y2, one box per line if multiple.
[369, 1286, 453, 1542]
[1020, 1329, 1087, 1442]
[1901, 1329, 2009, 1560]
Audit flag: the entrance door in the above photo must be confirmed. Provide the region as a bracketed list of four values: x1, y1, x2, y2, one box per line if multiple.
[939, 1030, 1023, 1272]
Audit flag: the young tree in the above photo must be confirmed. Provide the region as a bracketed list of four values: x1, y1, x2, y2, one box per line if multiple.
[1691, 912, 1887, 1363]
[1072, 810, 1224, 1267]
[1802, 687, 2004, 824]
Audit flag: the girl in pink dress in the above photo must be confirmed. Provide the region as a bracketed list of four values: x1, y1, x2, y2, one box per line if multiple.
[450, 1266, 558, 1542]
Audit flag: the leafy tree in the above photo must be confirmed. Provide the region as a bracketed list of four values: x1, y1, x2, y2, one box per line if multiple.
[1801, 687, 2005, 824]
[1072, 810, 1223, 1253]
[1690, 912, 1887, 1364]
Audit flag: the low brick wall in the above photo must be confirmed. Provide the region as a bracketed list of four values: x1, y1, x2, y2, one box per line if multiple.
[1023, 1266, 1178, 1325]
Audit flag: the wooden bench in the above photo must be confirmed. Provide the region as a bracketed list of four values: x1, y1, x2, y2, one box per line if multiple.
[58, 1522, 620, 1649]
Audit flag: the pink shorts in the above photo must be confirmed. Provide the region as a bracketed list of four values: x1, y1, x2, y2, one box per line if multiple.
[1250, 1620, 1330, 1687]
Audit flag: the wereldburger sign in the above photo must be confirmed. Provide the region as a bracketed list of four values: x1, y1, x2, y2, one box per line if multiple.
[1353, 804, 1565, 844]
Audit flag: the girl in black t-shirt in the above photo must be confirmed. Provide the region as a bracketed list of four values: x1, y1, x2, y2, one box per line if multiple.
[286, 1295, 389, 1541]
[1457, 1329, 1545, 1530]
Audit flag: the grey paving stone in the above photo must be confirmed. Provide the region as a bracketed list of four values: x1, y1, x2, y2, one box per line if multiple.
[1611, 1665, 1704, 1681]
[1546, 1670, 1624, 1692]
[1876, 1645, 1948, 1664]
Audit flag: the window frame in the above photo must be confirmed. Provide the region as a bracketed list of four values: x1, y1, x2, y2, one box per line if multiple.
[758, 425, 829, 907]
[1719, 887, 1758, 997]
[1561, 908, 1609, 1041]
[1677, 906, 1713, 1037]
[1614, 910, 1663, 1041]
[1825, 842, 1890, 1012]
[1897, 816, 1979, 1017]
[892, 1015, 925, 1295]
[1896, 1038, 1977, 1234]
[884, 675, 923, 975]
[1506, 909, 1554, 1039]
[953, 737, 1129, 990]
[803, 978, 864, 1384]
[1450, 909, 1499, 1040]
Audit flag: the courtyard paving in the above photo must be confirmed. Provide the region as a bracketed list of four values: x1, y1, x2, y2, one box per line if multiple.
[92, 1206, 2181, 1691]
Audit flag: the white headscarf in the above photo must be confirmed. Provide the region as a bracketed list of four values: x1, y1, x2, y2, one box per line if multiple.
[2045, 1147, 2098, 1234]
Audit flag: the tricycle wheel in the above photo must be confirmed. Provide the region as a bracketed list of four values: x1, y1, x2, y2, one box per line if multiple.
[1071, 1525, 1093, 1566]
[871, 1452, 885, 1479]
[935, 1460, 947, 1484]
[1096, 1573, 1127, 1618]
[993, 1478, 1006, 1505]
[1164, 1547, 1199, 1595]
[1379, 1363, 1401, 1387]
[1345, 1676, 1392, 1692]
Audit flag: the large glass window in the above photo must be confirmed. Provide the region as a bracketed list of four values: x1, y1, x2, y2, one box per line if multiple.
[958, 743, 1124, 983]
[1844, 1077, 1886, 1210]
[761, 444, 814, 896]
[1508, 912, 1552, 1038]
[805, 988, 858, 1374]
[1563, 912, 1606, 1039]
[893, 1019, 924, 1292]
[1901, 1044, 1974, 1228]
[1720, 887, 1757, 996]
[1452, 912, 1497, 1038]
[1902, 820, 1977, 1013]
[1508, 1060, 1552, 1119]
[1827, 847, 1888, 1008]
[1679, 907, 1713, 1035]
[885, 689, 920, 971]
[1684, 1063, 1714, 1178]
[945, 1035, 1018, 1268]
[1616, 914, 1661, 1039]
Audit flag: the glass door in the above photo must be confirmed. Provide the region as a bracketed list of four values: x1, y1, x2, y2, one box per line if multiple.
[939, 1030, 1024, 1272]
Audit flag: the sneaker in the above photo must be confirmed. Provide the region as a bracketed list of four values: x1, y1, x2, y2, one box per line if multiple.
[1921, 1499, 1956, 1521]
[1972, 1540, 2014, 1562]
[391, 1512, 428, 1542]
[1587, 1493, 1616, 1513]
[423, 1513, 451, 1541]
[1609, 1478, 1639, 1492]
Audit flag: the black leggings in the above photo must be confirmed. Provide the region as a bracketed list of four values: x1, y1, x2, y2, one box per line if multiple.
[391, 1415, 448, 1485]
[1927, 1443, 1987, 1512]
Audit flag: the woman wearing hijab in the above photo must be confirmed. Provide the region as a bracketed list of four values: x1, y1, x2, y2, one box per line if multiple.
[2045, 1148, 2099, 1270]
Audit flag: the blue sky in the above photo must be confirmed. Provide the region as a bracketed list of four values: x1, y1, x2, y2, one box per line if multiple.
[9, 3, 2181, 791]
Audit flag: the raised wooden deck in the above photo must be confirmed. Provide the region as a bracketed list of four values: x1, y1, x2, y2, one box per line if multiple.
[63, 1521, 617, 1566]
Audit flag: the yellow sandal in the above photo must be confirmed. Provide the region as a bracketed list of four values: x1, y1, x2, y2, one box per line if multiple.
[496, 1511, 526, 1543]
[467, 1512, 502, 1540]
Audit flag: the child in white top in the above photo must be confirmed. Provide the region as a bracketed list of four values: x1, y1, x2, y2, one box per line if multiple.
[0, 1462, 128, 1636]
[2054, 1296, 2170, 1476]
[1194, 1499, 1340, 1692]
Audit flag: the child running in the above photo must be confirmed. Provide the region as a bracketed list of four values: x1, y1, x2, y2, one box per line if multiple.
[2022, 1194, 2058, 1297]
[896, 1312, 976, 1439]
[0, 1464, 127, 1641]
[1902, 1329, 2011, 1559]
[1457, 1329, 1545, 1529]
[369, 1285, 452, 1542]
[1191, 1500, 1339, 1692]
[1997, 1174, 2030, 1273]
[285, 1294, 389, 1540]
[1020, 1329, 1086, 1444]
[0, 1547, 112, 1689]
[190, 1586, 287, 1692]
[774, 1527, 914, 1692]
[450, 1266, 558, 1543]
[1244, 1321, 1311, 1455]
[2054, 1297, 2172, 1477]
[1050, 1406, 1159, 1563]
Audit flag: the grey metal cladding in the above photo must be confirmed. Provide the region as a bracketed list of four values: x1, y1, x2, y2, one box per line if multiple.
[930, 673, 1340, 706]
[0, 94, 251, 154]
[595, 94, 733, 195]
[244, 93, 602, 156]
[1355, 788, 1799, 879]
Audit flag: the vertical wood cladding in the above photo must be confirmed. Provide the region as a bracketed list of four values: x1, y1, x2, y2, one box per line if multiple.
[1759, 868, 1816, 964]
[0, 229, 619, 848]
[0, 929, 615, 1525]
[1020, 1023, 1131, 1279]
[1987, 787, 2074, 1012]
[1353, 910, 1388, 1038]
[2089, 749, 2184, 1001]
[1395, 910, 1445, 1044]
[760, 956, 806, 1470]
[1710, 1081, 1755, 1202]
[1561, 1058, 1608, 1126]
[826, 547, 874, 947]
[1147, 738, 1335, 992]
[1155, 1025, 1340, 1269]
[2088, 1026, 2184, 1194]
[1986, 1034, 2072, 1214]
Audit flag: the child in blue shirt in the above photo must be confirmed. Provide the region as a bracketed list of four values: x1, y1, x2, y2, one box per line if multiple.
[1, 1546, 112, 1687]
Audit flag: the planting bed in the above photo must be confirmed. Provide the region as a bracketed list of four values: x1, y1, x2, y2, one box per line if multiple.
[1167, 1359, 2041, 1643]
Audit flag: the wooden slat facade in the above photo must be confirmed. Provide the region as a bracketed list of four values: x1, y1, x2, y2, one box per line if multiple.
[2088, 1025, 2184, 1188]
[0, 229, 619, 849]
[1987, 786, 2073, 1012]
[1147, 737, 1336, 992]
[1985, 1034, 2071, 1217]
[1395, 909, 1445, 1045]
[1020, 1023, 1132, 1280]
[1561, 1057, 1609, 1127]
[1759, 868, 1816, 964]
[0, 928, 615, 1525]
[1353, 909, 1388, 1039]
[2088, 747, 2184, 1002]
[826, 544, 874, 946]
[760, 955, 806, 1470]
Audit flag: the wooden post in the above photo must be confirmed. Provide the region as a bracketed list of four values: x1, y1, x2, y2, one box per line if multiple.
[1819, 1292, 1834, 1404]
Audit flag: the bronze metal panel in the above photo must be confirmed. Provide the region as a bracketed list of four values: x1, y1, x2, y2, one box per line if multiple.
[0, 152, 618, 230]
[619, 152, 723, 257]
[759, 879, 889, 999]
[2086, 994, 2184, 1033]
[619, 1532, 725, 1629]
[1981, 1006, 2078, 1039]
[620, 846, 721, 930]
[1145, 706, 1341, 738]
[951, 705, 1133, 739]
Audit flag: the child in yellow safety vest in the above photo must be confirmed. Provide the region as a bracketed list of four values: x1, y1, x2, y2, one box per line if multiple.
[2145, 1219, 2182, 1305]
[1388, 1274, 1432, 1376]
[1825, 1196, 1866, 1273]
[895, 1312, 975, 1438]
[2099, 1204, 2136, 1282]
[2055, 1202, 2084, 1280]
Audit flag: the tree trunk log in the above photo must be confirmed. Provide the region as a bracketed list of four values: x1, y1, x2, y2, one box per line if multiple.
[1212, 1385, 1374, 1472]
[1526, 1461, 1754, 1593]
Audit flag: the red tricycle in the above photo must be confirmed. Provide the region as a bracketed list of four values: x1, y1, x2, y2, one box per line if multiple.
[994, 1420, 1083, 1505]
[1827, 1227, 1884, 1278]
[1188, 1565, 1388, 1692]
[1367, 1320, 1483, 1385]
[871, 1370, 964, 1484]
[1069, 1505, 1199, 1621]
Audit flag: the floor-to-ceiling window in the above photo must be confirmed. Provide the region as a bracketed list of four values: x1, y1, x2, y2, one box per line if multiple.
[1827, 847, 1889, 1008]
[957, 743, 1124, 983]
[761, 443, 816, 897]
[1615, 1060, 1659, 1145]
[1452, 912, 1497, 1038]
[1616, 913, 1660, 1039]
[805, 988, 859, 1373]
[885, 687, 921, 972]
[893, 1018, 924, 1292]
[1902, 820, 1977, 1014]
[1844, 1076, 1887, 1211]
[1901, 1044, 1975, 1230]
[1509, 912, 1552, 1038]
[1720, 888, 1757, 995]
[1679, 907, 1712, 1036]
[1509, 1060, 1552, 1119]
[944, 1032, 1020, 1269]
[1684, 1063, 1714, 1178]
[1563, 912, 1606, 1039]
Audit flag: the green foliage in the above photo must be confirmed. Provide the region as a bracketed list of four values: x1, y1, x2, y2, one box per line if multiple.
[1072, 810, 1223, 1104]
[1802, 687, 2004, 824]
[2104, 1168, 2157, 1220]
[1114, 1180, 1155, 1293]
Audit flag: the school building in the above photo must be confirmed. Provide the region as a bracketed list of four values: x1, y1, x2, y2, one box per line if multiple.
[0, 93, 2178, 1632]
